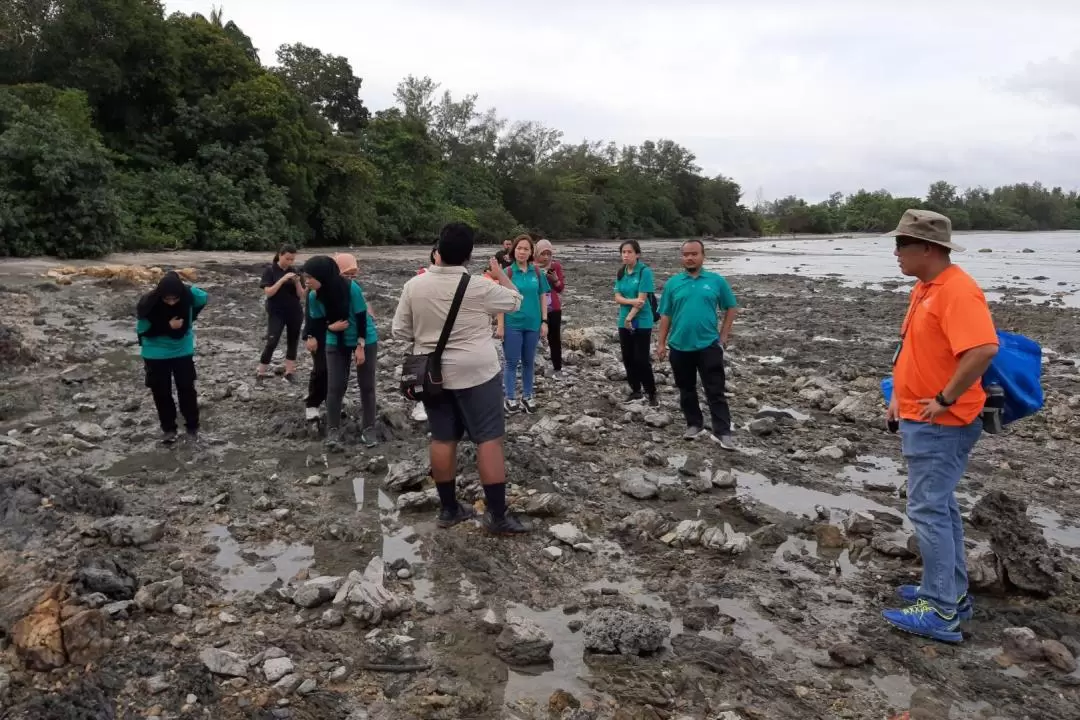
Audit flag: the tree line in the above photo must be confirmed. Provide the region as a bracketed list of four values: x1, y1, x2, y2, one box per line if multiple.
[756, 181, 1080, 237]
[1, 2, 1077, 259]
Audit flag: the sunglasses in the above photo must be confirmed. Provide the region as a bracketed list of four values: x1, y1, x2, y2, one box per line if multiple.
[895, 236, 929, 250]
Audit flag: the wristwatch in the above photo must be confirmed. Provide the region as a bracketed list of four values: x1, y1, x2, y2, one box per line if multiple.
[935, 392, 954, 407]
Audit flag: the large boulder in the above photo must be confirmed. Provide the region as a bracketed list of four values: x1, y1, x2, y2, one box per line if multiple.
[582, 609, 668, 656]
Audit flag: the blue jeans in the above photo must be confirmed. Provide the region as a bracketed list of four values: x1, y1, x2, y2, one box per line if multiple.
[503, 327, 540, 400]
[900, 419, 983, 616]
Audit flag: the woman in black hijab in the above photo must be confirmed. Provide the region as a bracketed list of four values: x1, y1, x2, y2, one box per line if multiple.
[136, 271, 209, 444]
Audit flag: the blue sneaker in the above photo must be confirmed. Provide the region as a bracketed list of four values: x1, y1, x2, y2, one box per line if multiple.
[896, 585, 974, 620]
[882, 600, 963, 644]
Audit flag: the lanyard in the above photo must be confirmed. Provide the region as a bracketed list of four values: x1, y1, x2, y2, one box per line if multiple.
[899, 285, 931, 340]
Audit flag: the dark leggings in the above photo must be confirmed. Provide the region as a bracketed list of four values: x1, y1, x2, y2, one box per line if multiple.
[356, 342, 378, 429]
[260, 307, 303, 365]
[548, 310, 563, 372]
[306, 343, 327, 409]
[618, 327, 656, 395]
[145, 356, 199, 433]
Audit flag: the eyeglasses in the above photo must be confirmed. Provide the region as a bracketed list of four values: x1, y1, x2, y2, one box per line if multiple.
[895, 236, 928, 250]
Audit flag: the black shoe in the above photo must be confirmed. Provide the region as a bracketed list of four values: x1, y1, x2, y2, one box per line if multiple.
[437, 502, 477, 528]
[161, 430, 178, 446]
[647, 393, 659, 407]
[624, 391, 644, 404]
[283, 373, 297, 385]
[360, 428, 377, 448]
[521, 397, 537, 415]
[185, 429, 199, 444]
[482, 512, 530, 535]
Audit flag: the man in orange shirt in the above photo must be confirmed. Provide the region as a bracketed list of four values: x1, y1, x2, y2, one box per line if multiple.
[881, 209, 998, 643]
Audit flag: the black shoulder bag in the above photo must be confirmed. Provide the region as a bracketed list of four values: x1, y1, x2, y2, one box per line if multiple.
[400, 273, 471, 402]
[617, 265, 661, 322]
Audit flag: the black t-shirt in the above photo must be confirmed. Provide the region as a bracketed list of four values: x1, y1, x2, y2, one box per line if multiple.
[260, 262, 302, 313]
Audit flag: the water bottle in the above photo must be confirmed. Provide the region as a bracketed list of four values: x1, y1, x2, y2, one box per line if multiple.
[982, 383, 1005, 434]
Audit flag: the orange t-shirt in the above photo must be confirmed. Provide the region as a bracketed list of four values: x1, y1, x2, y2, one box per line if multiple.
[893, 265, 998, 426]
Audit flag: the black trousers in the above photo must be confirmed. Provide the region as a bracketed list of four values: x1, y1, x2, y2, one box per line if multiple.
[618, 327, 656, 395]
[548, 310, 563, 372]
[144, 356, 199, 433]
[668, 344, 730, 434]
[306, 343, 327, 409]
[260, 307, 303, 365]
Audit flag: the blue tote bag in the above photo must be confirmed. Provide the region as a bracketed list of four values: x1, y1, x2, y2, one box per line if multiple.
[881, 330, 1044, 426]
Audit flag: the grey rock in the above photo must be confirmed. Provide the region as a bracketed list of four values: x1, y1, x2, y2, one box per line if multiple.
[832, 589, 855, 604]
[363, 632, 419, 664]
[644, 412, 672, 428]
[200, 647, 248, 678]
[343, 556, 411, 624]
[296, 678, 317, 695]
[172, 604, 193, 620]
[135, 576, 184, 613]
[520, 492, 567, 517]
[396, 488, 439, 511]
[146, 674, 172, 694]
[263, 657, 296, 683]
[870, 533, 915, 558]
[711, 470, 737, 489]
[253, 495, 273, 511]
[293, 576, 346, 609]
[218, 611, 240, 625]
[271, 508, 290, 521]
[748, 417, 777, 436]
[73, 422, 107, 442]
[92, 515, 165, 546]
[102, 600, 134, 618]
[1042, 639, 1077, 672]
[582, 608, 668, 655]
[687, 471, 713, 494]
[1003, 627, 1044, 661]
[816, 446, 846, 461]
[496, 615, 554, 665]
[619, 508, 673, 538]
[384, 461, 426, 492]
[549, 523, 586, 546]
[828, 642, 870, 667]
[273, 674, 303, 695]
[320, 608, 345, 628]
[842, 511, 875, 536]
[618, 469, 658, 500]
[967, 547, 1004, 591]
[74, 557, 138, 600]
[541, 546, 564, 561]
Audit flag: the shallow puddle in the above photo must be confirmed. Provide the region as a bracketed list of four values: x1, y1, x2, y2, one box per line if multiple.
[837, 455, 904, 492]
[583, 579, 671, 610]
[734, 470, 903, 523]
[705, 597, 802, 661]
[502, 603, 590, 708]
[773, 536, 859, 579]
[206, 524, 314, 594]
[1029, 506, 1080, 549]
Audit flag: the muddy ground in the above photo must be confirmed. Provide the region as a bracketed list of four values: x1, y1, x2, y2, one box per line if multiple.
[1, 241, 1080, 720]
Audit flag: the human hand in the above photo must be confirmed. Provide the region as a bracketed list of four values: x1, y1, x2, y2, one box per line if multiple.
[306, 337, 318, 353]
[918, 397, 948, 422]
[541, 323, 549, 339]
[656, 346, 668, 362]
[489, 258, 507, 280]
[354, 346, 365, 366]
[632, 298, 646, 309]
[495, 326, 504, 340]
[169, 317, 183, 330]
[328, 320, 349, 332]
[282, 272, 297, 282]
[886, 395, 899, 422]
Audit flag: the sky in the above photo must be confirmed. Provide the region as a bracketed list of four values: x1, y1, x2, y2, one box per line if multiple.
[164, 0, 1080, 203]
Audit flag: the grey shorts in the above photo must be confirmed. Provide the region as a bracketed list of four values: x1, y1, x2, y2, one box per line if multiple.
[424, 373, 505, 444]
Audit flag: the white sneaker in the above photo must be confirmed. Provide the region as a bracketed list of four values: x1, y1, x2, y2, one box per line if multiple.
[411, 403, 428, 422]
[304, 407, 319, 422]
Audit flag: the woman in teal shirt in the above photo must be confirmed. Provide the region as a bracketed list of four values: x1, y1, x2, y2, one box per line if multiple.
[335, 253, 379, 448]
[301, 255, 367, 449]
[614, 240, 658, 406]
[136, 271, 208, 444]
[496, 235, 550, 414]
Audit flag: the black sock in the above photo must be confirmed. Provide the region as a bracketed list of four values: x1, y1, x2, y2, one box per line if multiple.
[483, 483, 507, 520]
[435, 481, 457, 511]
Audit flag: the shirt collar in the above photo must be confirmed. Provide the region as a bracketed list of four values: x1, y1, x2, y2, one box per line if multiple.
[428, 265, 469, 275]
[923, 264, 958, 286]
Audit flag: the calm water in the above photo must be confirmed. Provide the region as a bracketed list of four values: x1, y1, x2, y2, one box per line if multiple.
[708, 231, 1080, 307]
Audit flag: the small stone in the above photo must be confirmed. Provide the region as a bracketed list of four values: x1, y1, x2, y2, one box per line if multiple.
[1042, 640, 1078, 672]
[711, 470, 737, 489]
[179, 495, 200, 505]
[320, 608, 345, 628]
[264, 657, 296, 683]
[618, 469, 658, 500]
[748, 417, 777, 436]
[687, 471, 713, 493]
[219, 611, 240, 625]
[271, 508, 290, 521]
[542, 546, 564, 561]
[134, 576, 184, 613]
[146, 674, 172, 694]
[253, 495, 273, 511]
[828, 642, 870, 667]
[816, 446, 846, 461]
[186, 694, 198, 705]
[842, 511, 875, 536]
[274, 674, 303, 696]
[644, 412, 672, 428]
[200, 647, 248, 677]
[814, 524, 846, 549]
[330, 666, 348, 681]
[92, 515, 166, 547]
[172, 604, 193, 620]
[396, 568, 413, 579]
[832, 589, 855, 604]
[549, 523, 586, 546]
[496, 616, 554, 665]
[573, 542, 596, 553]
[1003, 627, 1044, 661]
[73, 422, 107, 442]
[582, 608, 668, 655]
[296, 678, 317, 695]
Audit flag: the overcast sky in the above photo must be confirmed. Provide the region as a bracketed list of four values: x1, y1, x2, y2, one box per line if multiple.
[164, 0, 1080, 203]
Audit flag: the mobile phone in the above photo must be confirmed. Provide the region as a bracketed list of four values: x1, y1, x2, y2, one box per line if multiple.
[887, 419, 899, 433]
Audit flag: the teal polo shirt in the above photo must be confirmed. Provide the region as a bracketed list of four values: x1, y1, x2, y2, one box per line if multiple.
[505, 263, 551, 332]
[307, 282, 369, 347]
[136, 286, 208, 360]
[658, 270, 737, 352]
[615, 263, 656, 330]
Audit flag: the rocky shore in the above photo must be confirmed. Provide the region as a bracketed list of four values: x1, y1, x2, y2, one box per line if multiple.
[1, 242, 1079, 720]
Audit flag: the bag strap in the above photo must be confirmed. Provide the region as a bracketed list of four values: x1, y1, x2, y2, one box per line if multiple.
[433, 273, 471, 359]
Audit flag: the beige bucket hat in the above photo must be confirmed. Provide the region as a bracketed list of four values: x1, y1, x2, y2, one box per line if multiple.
[886, 209, 965, 252]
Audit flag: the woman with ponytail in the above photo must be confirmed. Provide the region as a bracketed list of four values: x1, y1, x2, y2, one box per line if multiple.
[257, 245, 304, 383]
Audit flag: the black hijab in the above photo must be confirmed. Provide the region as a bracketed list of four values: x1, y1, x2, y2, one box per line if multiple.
[137, 271, 195, 339]
[303, 256, 350, 323]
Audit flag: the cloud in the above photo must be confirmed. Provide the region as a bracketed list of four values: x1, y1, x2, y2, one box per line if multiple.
[1006, 49, 1080, 108]
[165, 0, 1080, 201]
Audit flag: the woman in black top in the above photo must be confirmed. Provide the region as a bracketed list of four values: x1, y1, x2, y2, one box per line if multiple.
[257, 245, 305, 383]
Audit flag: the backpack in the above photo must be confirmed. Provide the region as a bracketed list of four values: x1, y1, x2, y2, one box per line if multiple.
[880, 330, 1044, 428]
[617, 265, 661, 322]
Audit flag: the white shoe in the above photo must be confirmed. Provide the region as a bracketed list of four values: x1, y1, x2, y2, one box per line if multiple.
[551, 371, 563, 381]
[305, 407, 319, 422]
[411, 404, 428, 422]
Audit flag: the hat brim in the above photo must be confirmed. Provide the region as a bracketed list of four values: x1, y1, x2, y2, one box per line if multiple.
[884, 228, 965, 253]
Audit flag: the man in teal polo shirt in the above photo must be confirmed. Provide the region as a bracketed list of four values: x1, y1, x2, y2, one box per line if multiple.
[656, 239, 739, 449]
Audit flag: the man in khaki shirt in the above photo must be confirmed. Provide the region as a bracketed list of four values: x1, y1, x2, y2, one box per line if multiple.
[392, 223, 530, 535]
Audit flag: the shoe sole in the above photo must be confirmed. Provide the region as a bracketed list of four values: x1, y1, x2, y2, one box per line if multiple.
[883, 614, 964, 644]
[438, 513, 476, 529]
